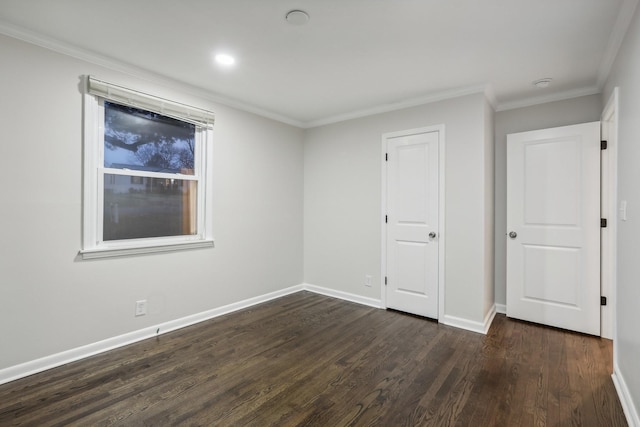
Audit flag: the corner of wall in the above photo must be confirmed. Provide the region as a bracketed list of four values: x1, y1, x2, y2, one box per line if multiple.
[441, 303, 497, 335]
[612, 363, 640, 427]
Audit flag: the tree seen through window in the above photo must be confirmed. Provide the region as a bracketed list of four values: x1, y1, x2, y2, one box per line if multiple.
[104, 101, 195, 173]
[103, 102, 197, 241]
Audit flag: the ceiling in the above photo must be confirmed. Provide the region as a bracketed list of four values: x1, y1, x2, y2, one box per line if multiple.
[0, 0, 634, 127]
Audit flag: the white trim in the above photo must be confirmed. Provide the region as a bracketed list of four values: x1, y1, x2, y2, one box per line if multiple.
[438, 126, 447, 323]
[597, 0, 640, 89]
[442, 304, 497, 335]
[0, 282, 504, 386]
[307, 86, 486, 128]
[79, 239, 214, 260]
[302, 284, 382, 308]
[381, 133, 388, 308]
[495, 303, 507, 314]
[0, 19, 620, 129]
[0, 20, 305, 129]
[380, 125, 446, 321]
[495, 86, 601, 112]
[484, 84, 498, 111]
[0, 285, 304, 386]
[82, 91, 100, 251]
[0, 20, 610, 130]
[82, 86, 215, 257]
[601, 87, 619, 340]
[100, 168, 199, 181]
[613, 363, 640, 427]
[0, 21, 489, 130]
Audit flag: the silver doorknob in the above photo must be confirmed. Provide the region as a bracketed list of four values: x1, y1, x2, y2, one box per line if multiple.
[429, 232, 437, 239]
[508, 231, 517, 239]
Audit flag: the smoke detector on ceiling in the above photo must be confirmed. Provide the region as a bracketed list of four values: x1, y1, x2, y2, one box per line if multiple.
[532, 78, 552, 89]
[285, 10, 310, 25]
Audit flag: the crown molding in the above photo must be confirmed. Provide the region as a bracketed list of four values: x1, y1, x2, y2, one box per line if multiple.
[495, 85, 601, 112]
[304, 84, 491, 128]
[0, 20, 305, 128]
[0, 21, 491, 129]
[597, 0, 640, 89]
[484, 84, 498, 111]
[0, 17, 617, 128]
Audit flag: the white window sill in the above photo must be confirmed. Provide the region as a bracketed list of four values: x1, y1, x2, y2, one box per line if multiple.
[79, 239, 214, 260]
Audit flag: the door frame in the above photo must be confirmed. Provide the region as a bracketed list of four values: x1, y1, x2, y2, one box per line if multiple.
[380, 124, 446, 319]
[601, 87, 619, 340]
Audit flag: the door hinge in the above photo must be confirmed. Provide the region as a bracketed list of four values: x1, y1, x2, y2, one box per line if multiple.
[385, 276, 388, 285]
[601, 218, 607, 228]
[601, 140, 608, 150]
[601, 296, 607, 306]
[385, 153, 388, 161]
[385, 215, 388, 223]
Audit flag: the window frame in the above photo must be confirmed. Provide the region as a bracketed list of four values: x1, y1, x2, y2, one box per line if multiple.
[81, 76, 214, 259]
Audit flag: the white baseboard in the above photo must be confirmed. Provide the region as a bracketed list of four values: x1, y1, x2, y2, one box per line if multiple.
[442, 304, 496, 335]
[495, 303, 507, 314]
[612, 363, 640, 427]
[302, 283, 383, 308]
[0, 284, 304, 386]
[0, 283, 498, 386]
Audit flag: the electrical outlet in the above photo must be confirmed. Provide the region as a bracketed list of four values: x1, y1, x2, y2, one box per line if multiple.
[365, 275, 372, 287]
[135, 300, 147, 316]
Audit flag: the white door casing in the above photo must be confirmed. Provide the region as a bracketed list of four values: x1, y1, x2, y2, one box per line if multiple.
[506, 122, 601, 335]
[600, 88, 618, 340]
[383, 128, 440, 319]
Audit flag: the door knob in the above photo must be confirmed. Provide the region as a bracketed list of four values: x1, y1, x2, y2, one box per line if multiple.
[429, 232, 437, 239]
[508, 231, 517, 239]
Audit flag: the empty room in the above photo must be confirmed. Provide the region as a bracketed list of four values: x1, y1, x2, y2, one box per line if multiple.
[0, 1, 639, 425]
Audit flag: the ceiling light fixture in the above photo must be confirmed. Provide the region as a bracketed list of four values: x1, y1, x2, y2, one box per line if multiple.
[532, 78, 552, 89]
[285, 10, 310, 25]
[215, 54, 235, 66]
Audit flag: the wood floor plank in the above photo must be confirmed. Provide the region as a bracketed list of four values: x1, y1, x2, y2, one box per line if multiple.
[458, 314, 513, 425]
[0, 292, 628, 426]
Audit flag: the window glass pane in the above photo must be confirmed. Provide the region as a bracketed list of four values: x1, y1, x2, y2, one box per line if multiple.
[103, 174, 197, 241]
[104, 101, 196, 175]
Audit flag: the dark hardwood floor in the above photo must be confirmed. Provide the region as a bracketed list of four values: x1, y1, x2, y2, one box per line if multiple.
[0, 291, 627, 426]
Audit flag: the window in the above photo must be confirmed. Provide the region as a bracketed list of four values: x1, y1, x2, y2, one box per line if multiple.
[81, 76, 214, 259]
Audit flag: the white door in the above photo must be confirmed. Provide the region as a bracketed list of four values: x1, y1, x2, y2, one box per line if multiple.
[506, 122, 601, 335]
[385, 130, 439, 318]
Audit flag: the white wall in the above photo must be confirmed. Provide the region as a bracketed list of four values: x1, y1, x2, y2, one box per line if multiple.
[603, 1, 640, 423]
[0, 34, 304, 370]
[493, 95, 603, 307]
[304, 92, 495, 326]
[6, 21, 619, 394]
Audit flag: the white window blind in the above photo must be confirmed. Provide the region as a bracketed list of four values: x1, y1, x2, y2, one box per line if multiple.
[86, 76, 215, 128]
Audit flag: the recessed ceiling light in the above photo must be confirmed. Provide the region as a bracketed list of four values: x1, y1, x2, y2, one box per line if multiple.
[285, 10, 309, 25]
[532, 78, 552, 89]
[215, 54, 235, 66]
